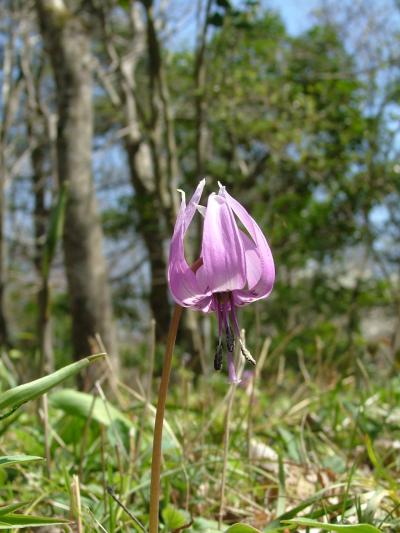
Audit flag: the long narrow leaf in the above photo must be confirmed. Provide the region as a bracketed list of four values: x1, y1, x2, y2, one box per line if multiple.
[50, 388, 181, 450]
[49, 389, 132, 427]
[225, 525, 262, 533]
[0, 514, 69, 529]
[0, 455, 44, 469]
[263, 483, 346, 531]
[0, 503, 28, 516]
[276, 455, 286, 515]
[0, 353, 106, 419]
[284, 518, 382, 532]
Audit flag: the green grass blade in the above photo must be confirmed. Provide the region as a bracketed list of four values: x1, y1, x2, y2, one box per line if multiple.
[0, 514, 69, 528]
[0, 503, 29, 516]
[49, 388, 132, 428]
[0, 353, 106, 419]
[276, 454, 286, 515]
[0, 455, 44, 469]
[50, 388, 180, 451]
[284, 518, 382, 532]
[365, 435, 398, 491]
[225, 525, 262, 533]
[263, 483, 346, 530]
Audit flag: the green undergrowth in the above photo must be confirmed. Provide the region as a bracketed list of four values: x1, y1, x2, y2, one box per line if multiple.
[0, 352, 399, 532]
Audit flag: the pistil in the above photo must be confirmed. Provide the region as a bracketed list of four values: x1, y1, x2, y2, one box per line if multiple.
[225, 324, 235, 352]
[213, 292, 241, 382]
[229, 293, 256, 366]
[214, 340, 223, 370]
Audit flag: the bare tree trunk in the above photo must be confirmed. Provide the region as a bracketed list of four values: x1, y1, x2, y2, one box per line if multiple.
[91, 1, 205, 360]
[125, 143, 171, 338]
[21, 22, 55, 374]
[0, 165, 9, 349]
[31, 141, 54, 374]
[141, 0, 180, 225]
[194, 0, 212, 178]
[178, 0, 215, 374]
[35, 0, 118, 382]
[0, 18, 16, 348]
[140, 2, 207, 366]
[99, 1, 173, 339]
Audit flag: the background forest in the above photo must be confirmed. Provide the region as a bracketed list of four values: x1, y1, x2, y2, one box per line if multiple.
[0, 0, 400, 531]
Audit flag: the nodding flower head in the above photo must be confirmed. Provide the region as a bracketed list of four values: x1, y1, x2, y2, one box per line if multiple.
[168, 179, 275, 383]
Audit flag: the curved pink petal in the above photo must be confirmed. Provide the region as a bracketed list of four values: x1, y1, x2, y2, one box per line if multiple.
[219, 186, 275, 305]
[195, 264, 209, 293]
[173, 178, 205, 236]
[240, 230, 262, 290]
[201, 194, 247, 293]
[168, 179, 212, 309]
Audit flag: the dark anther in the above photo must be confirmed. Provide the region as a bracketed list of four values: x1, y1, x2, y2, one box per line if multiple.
[214, 341, 223, 370]
[226, 325, 235, 352]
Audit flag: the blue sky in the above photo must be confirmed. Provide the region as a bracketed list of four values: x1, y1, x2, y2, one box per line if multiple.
[268, 0, 321, 35]
[168, 0, 323, 50]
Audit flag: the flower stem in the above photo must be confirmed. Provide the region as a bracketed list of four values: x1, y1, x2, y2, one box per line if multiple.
[148, 304, 182, 533]
[148, 258, 202, 533]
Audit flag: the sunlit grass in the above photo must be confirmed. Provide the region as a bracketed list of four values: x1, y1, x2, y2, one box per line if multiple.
[0, 347, 399, 531]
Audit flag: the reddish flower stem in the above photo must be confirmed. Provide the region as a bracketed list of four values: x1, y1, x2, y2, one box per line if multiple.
[148, 304, 182, 533]
[148, 259, 202, 533]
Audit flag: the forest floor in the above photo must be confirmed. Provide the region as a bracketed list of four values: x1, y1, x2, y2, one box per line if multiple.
[0, 346, 399, 532]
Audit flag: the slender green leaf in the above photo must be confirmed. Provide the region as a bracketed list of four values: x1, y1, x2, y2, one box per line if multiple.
[284, 518, 383, 532]
[49, 388, 132, 428]
[276, 454, 286, 515]
[0, 503, 28, 516]
[0, 353, 106, 419]
[263, 483, 346, 530]
[0, 455, 44, 469]
[50, 388, 181, 451]
[225, 525, 262, 533]
[0, 514, 69, 528]
[365, 436, 397, 491]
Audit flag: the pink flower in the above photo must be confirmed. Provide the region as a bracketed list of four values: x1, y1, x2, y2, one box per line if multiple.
[168, 179, 275, 382]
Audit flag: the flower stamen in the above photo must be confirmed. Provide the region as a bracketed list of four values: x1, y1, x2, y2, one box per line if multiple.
[214, 340, 223, 370]
[225, 324, 235, 352]
[239, 339, 256, 366]
[229, 293, 256, 366]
